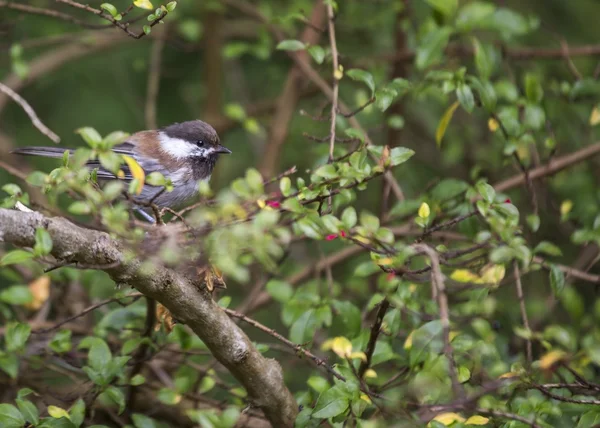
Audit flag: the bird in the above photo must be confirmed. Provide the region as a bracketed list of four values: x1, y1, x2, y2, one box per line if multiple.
[11, 120, 231, 222]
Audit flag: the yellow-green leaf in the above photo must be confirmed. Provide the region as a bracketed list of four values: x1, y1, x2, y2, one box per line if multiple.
[465, 415, 490, 425]
[430, 412, 465, 426]
[436, 101, 460, 147]
[122, 155, 145, 195]
[418, 202, 431, 219]
[48, 406, 70, 420]
[134, 0, 153, 10]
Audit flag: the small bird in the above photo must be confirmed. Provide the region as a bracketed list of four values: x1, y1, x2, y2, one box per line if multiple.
[12, 120, 231, 222]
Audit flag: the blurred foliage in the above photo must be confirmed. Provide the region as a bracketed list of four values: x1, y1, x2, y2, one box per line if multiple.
[2, 0, 600, 427]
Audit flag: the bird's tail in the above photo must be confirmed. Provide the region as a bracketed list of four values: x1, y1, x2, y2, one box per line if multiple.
[11, 147, 75, 158]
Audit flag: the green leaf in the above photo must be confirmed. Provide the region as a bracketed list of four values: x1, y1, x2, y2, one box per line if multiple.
[76, 127, 102, 147]
[341, 207, 357, 229]
[5, 322, 31, 352]
[524, 73, 544, 103]
[0, 250, 33, 267]
[130, 374, 145, 386]
[105, 386, 125, 414]
[489, 246, 515, 264]
[425, 0, 458, 17]
[157, 388, 180, 405]
[456, 83, 475, 113]
[245, 168, 264, 193]
[534, 241, 562, 257]
[166, 1, 177, 12]
[409, 320, 443, 366]
[390, 147, 415, 165]
[346, 69, 375, 96]
[78, 337, 112, 373]
[289, 309, 317, 344]
[360, 211, 380, 233]
[332, 301, 362, 337]
[68, 201, 91, 215]
[307, 45, 325, 64]
[524, 104, 545, 130]
[132, 414, 158, 428]
[315, 164, 338, 179]
[436, 101, 460, 146]
[312, 386, 350, 419]
[34, 227, 53, 256]
[476, 181, 495, 203]
[100, 3, 120, 19]
[143, 25, 151, 35]
[69, 399, 85, 428]
[0, 285, 33, 305]
[276, 40, 306, 51]
[550, 265, 565, 296]
[266, 279, 293, 303]
[527, 214, 540, 232]
[472, 38, 492, 79]
[0, 354, 18, 378]
[2, 184, 22, 196]
[416, 27, 452, 70]
[375, 87, 396, 112]
[16, 399, 38, 425]
[279, 177, 292, 196]
[0, 404, 25, 428]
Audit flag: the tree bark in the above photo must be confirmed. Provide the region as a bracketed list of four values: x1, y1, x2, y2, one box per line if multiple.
[0, 208, 298, 427]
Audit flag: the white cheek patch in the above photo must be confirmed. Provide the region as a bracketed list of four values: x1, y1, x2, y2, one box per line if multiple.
[158, 134, 196, 159]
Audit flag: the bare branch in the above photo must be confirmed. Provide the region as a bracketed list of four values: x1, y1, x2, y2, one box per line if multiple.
[0, 208, 298, 426]
[0, 83, 61, 143]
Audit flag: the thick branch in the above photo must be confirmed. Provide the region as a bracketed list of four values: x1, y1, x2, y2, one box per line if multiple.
[0, 208, 297, 427]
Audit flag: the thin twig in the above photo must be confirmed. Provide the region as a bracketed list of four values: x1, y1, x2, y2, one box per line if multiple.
[326, 2, 339, 163]
[223, 308, 346, 381]
[358, 299, 390, 378]
[33, 293, 143, 333]
[514, 262, 533, 365]
[414, 244, 464, 398]
[0, 83, 60, 143]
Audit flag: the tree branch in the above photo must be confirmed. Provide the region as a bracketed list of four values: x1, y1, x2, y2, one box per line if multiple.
[0, 208, 298, 426]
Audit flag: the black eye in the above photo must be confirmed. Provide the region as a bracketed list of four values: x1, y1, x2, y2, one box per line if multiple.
[196, 140, 205, 147]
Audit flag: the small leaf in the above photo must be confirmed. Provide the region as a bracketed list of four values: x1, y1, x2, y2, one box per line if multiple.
[527, 214, 540, 232]
[418, 202, 430, 219]
[436, 101, 460, 146]
[465, 415, 490, 425]
[16, 398, 38, 425]
[48, 405, 71, 420]
[279, 177, 291, 196]
[312, 386, 350, 419]
[476, 181, 495, 203]
[416, 27, 452, 70]
[143, 25, 151, 35]
[0, 404, 25, 428]
[456, 83, 475, 113]
[34, 227, 53, 256]
[105, 386, 126, 414]
[266, 279, 293, 303]
[425, 0, 458, 17]
[550, 264, 565, 296]
[76, 127, 102, 147]
[276, 40, 306, 51]
[390, 147, 415, 165]
[0, 285, 33, 305]
[432, 412, 465, 425]
[539, 349, 567, 369]
[0, 250, 33, 267]
[100, 3, 120, 19]
[166, 1, 177, 12]
[341, 207, 357, 229]
[346, 69, 375, 95]
[534, 241, 562, 257]
[122, 155, 145, 195]
[134, 0, 154, 10]
[5, 322, 31, 352]
[307, 45, 325, 64]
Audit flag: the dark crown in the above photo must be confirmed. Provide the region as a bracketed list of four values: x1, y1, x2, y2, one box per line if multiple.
[161, 120, 220, 146]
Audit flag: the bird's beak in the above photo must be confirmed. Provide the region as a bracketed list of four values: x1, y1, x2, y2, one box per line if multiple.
[215, 145, 232, 154]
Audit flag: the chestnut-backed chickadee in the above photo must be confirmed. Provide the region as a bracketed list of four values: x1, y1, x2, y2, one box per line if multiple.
[12, 120, 231, 222]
